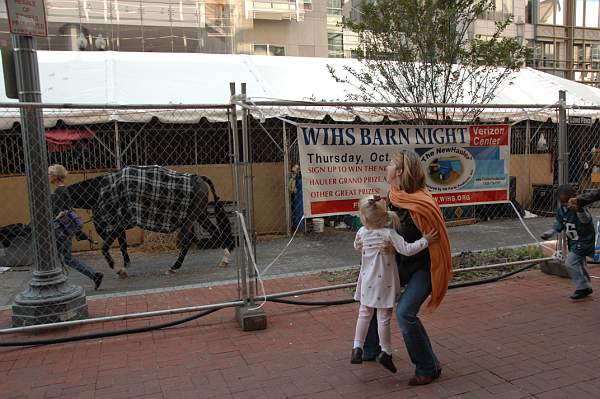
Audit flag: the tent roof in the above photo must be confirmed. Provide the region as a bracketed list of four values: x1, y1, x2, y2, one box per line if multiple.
[0, 51, 599, 128]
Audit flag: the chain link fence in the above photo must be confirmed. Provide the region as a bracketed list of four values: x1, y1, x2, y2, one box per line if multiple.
[0, 104, 246, 326]
[240, 100, 600, 297]
[4, 98, 600, 327]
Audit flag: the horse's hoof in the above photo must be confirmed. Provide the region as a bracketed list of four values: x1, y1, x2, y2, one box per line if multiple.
[218, 261, 229, 268]
[117, 269, 128, 279]
[165, 269, 177, 276]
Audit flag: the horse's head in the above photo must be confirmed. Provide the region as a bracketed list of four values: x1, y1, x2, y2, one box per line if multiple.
[66, 175, 107, 210]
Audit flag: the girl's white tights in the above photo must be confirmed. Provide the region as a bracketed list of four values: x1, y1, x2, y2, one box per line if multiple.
[353, 305, 393, 354]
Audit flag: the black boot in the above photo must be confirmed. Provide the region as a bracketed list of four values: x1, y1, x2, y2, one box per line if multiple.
[351, 348, 363, 364]
[570, 288, 593, 300]
[376, 352, 397, 373]
[93, 272, 104, 290]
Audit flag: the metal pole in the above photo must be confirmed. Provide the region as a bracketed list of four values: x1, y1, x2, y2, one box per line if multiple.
[230, 83, 247, 303]
[558, 90, 568, 186]
[558, 90, 568, 259]
[10, 35, 87, 326]
[114, 120, 122, 169]
[282, 120, 292, 236]
[240, 83, 257, 305]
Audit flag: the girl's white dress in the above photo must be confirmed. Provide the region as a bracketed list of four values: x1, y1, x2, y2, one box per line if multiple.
[353, 227, 428, 308]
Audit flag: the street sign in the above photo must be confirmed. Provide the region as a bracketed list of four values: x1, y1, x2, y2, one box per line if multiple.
[4, 0, 48, 37]
[568, 115, 593, 125]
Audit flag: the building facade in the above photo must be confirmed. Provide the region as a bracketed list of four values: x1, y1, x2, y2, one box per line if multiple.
[0, 1, 597, 85]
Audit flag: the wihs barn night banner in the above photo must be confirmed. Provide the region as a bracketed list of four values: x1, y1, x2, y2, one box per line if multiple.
[297, 124, 510, 217]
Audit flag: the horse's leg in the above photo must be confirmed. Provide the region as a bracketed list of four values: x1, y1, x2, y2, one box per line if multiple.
[115, 229, 129, 278]
[101, 234, 116, 270]
[197, 214, 229, 268]
[218, 248, 231, 268]
[166, 223, 193, 275]
[117, 229, 130, 269]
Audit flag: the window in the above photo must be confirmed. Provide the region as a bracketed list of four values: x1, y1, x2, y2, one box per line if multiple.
[577, 0, 585, 26]
[328, 32, 344, 58]
[555, 0, 565, 25]
[592, 44, 600, 68]
[526, 0, 534, 23]
[304, 0, 312, 11]
[481, 0, 513, 21]
[539, 0, 554, 24]
[536, 41, 556, 67]
[254, 44, 267, 56]
[586, 0, 600, 27]
[269, 45, 285, 56]
[253, 44, 285, 56]
[327, 0, 343, 16]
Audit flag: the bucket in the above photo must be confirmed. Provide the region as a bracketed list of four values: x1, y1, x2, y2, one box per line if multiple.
[312, 218, 325, 233]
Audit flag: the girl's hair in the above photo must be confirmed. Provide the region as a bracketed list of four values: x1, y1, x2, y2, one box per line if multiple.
[48, 164, 68, 181]
[391, 150, 425, 193]
[358, 195, 400, 230]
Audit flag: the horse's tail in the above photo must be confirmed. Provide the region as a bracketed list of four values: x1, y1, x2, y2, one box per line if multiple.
[200, 176, 220, 203]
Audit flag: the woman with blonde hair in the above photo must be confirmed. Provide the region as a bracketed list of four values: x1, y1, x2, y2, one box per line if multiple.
[49, 164, 103, 290]
[351, 194, 438, 374]
[358, 150, 452, 385]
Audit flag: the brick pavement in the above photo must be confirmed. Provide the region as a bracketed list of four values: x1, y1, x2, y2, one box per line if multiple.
[2, 270, 600, 399]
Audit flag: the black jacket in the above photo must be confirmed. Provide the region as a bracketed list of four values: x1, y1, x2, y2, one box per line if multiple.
[389, 202, 431, 285]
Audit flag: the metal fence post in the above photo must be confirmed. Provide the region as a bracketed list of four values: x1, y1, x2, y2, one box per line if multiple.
[558, 90, 568, 259]
[10, 34, 88, 326]
[558, 90, 568, 186]
[229, 83, 248, 303]
[240, 83, 257, 305]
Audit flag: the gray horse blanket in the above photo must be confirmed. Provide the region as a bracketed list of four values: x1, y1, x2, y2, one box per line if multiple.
[96, 166, 195, 234]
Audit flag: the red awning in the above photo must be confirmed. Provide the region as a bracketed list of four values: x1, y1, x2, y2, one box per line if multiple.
[45, 129, 94, 153]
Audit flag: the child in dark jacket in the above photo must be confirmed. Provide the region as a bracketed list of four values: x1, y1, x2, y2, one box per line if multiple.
[541, 184, 595, 300]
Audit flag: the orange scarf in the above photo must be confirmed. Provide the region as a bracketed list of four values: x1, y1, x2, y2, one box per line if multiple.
[389, 187, 452, 311]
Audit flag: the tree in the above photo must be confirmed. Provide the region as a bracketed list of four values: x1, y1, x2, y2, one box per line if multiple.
[329, 0, 531, 121]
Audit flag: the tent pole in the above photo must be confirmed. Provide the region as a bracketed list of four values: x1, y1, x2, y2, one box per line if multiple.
[114, 120, 121, 169]
[283, 120, 291, 236]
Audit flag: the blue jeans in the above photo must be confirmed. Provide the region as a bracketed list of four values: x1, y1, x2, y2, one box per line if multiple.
[56, 234, 98, 281]
[364, 266, 441, 377]
[566, 251, 592, 291]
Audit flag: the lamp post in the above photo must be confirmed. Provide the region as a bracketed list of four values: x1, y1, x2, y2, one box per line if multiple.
[10, 34, 88, 326]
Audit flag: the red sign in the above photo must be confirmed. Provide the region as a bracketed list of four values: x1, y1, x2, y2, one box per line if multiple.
[469, 125, 509, 147]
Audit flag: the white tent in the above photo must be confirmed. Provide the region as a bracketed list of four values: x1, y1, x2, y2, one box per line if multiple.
[0, 51, 599, 128]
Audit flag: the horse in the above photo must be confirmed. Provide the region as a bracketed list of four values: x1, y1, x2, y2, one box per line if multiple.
[66, 166, 235, 277]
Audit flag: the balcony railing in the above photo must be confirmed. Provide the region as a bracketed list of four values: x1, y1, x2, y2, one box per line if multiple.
[246, 0, 304, 21]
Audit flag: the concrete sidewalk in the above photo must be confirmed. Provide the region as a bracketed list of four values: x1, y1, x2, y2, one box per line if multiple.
[2, 269, 600, 398]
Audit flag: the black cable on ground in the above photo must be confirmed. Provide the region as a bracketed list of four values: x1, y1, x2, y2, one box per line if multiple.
[268, 297, 356, 306]
[0, 262, 538, 347]
[264, 262, 538, 306]
[0, 308, 221, 347]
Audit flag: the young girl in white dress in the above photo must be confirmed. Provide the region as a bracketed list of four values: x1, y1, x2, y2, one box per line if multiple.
[351, 194, 438, 373]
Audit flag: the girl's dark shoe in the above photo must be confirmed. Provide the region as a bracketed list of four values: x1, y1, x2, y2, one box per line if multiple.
[376, 352, 397, 373]
[93, 272, 104, 290]
[351, 348, 363, 364]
